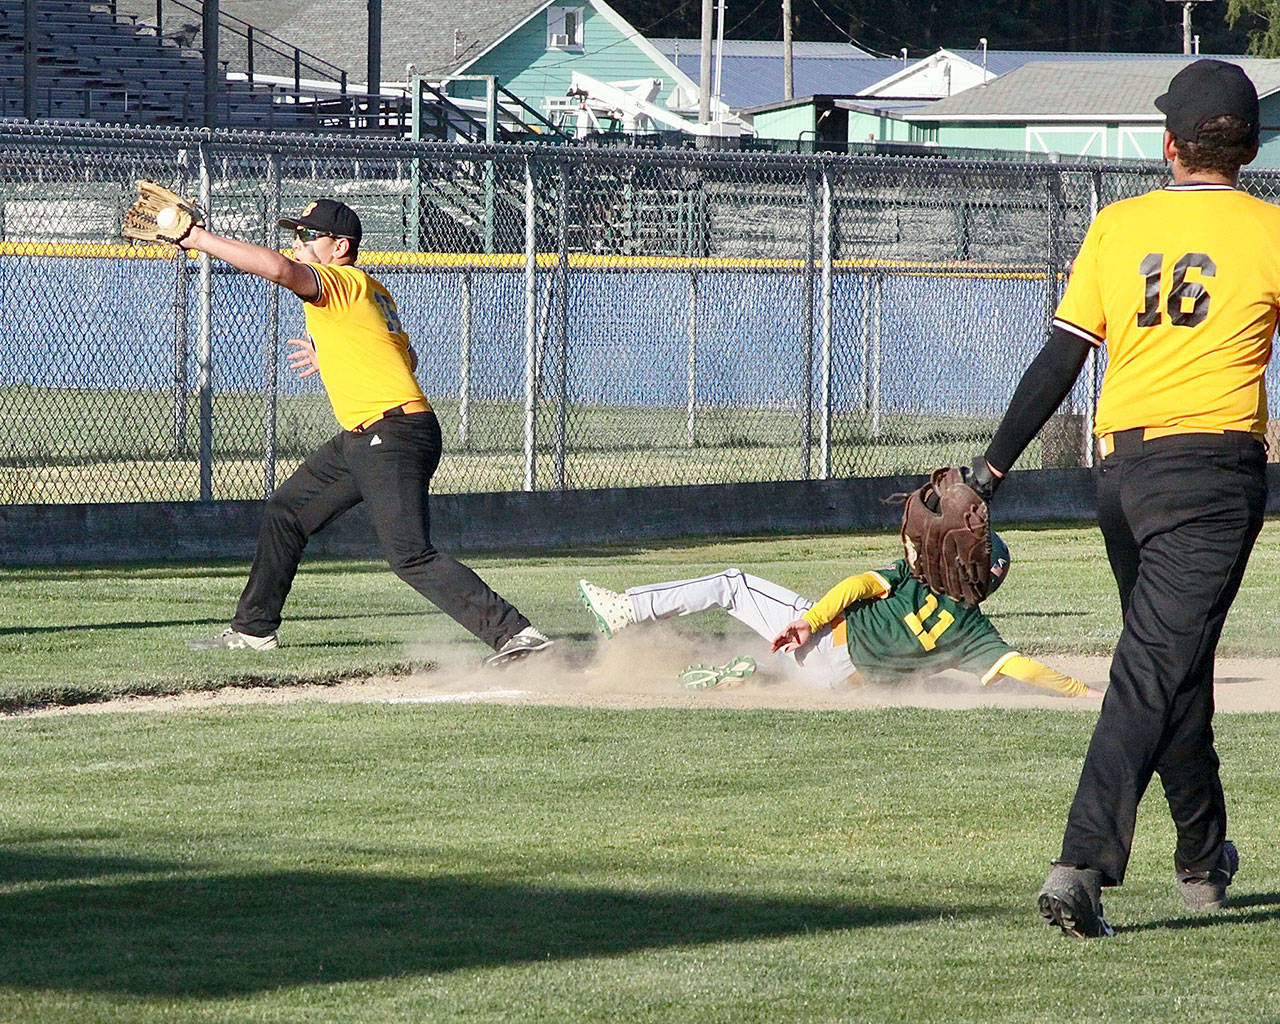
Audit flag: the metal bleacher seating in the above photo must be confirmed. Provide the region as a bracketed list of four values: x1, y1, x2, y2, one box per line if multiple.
[0, 0, 320, 128]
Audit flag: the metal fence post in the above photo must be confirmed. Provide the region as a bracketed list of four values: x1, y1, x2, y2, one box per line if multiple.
[484, 81, 497, 254]
[1045, 164, 1063, 329]
[554, 162, 569, 490]
[802, 167, 816, 478]
[686, 272, 698, 447]
[173, 146, 190, 457]
[871, 273, 882, 439]
[408, 80, 422, 251]
[458, 270, 472, 449]
[197, 140, 214, 501]
[263, 149, 281, 497]
[819, 165, 833, 480]
[523, 155, 537, 491]
[1084, 168, 1102, 468]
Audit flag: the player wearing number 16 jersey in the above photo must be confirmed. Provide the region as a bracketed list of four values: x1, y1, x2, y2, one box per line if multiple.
[964, 60, 1278, 936]
[181, 198, 550, 665]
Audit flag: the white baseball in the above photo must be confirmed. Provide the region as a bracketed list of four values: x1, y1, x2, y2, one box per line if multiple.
[156, 206, 180, 230]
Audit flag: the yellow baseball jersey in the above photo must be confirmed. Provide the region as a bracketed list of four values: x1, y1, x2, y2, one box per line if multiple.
[304, 263, 428, 431]
[1054, 184, 1280, 439]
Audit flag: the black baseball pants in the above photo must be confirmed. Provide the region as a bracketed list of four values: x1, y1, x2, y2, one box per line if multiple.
[1059, 432, 1266, 885]
[232, 409, 529, 649]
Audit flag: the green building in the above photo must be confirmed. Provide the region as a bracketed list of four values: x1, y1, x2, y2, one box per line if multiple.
[751, 57, 1280, 166]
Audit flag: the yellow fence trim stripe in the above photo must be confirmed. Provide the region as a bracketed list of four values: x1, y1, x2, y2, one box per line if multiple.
[0, 242, 1051, 279]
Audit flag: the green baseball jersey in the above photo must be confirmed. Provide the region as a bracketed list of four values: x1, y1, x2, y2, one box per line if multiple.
[843, 560, 1015, 685]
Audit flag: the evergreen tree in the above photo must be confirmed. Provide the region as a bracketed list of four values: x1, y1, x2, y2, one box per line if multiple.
[611, 0, 1257, 56]
[1227, 0, 1280, 54]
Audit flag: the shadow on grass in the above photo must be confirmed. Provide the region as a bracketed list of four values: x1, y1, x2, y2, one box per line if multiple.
[1116, 891, 1280, 934]
[0, 857, 990, 997]
[0, 611, 429, 638]
[0, 841, 172, 885]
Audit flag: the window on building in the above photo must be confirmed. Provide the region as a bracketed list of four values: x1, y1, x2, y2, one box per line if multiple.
[547, 6, 584, 50]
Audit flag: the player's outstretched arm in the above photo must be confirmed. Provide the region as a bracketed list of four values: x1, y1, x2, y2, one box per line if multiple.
[994, 654, 1102, 699]
[805, 572, 889, 627]
[774, 572, 889, 653]
[179, 226, 319, 300]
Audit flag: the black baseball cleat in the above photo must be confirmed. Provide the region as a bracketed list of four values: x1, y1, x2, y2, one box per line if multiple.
[1037, 864, 1114, 938]
[1178, 840, 1238, 911]
[484, 626, 554, 667]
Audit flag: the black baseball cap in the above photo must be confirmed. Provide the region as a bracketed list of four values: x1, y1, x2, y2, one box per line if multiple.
[1155, 59, 1260, 144]
[278, 198, 362, 243]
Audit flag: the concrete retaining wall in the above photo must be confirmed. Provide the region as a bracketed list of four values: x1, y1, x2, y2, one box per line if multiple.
[5, 465, 1280, 565]
[0, 467, 1104, 566]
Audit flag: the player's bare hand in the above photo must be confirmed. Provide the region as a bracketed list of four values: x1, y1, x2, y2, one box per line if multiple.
[771, 619, 812, 653]
[286, 337, 319, 378]
[1083, 685, 1105, 699]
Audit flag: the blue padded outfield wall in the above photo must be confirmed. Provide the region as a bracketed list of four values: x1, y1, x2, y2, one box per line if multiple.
[1, 256, 1074, 415]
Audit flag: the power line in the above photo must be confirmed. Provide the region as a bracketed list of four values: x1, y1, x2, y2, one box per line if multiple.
[634, 0, 701, 37]
[728, 0, 777, 37]
[805, 0, 904, 58]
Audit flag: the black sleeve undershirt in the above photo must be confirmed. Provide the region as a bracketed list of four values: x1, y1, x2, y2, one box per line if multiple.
[983, 325, 1094, 475]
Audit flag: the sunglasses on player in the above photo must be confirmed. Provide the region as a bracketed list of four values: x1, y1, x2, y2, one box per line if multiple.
[293, 227, 353, 244]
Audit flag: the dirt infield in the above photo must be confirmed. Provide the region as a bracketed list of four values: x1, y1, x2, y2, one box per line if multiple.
[23, 625, 1280, 717]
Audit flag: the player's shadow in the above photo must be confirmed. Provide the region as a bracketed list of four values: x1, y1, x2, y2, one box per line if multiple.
[0, 850, 993, 997]
[1116, 891, 1280, 934]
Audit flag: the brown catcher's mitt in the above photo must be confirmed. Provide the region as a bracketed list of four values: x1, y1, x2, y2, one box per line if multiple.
[121, 180, 204, 245]
[900, 466, 992, 607]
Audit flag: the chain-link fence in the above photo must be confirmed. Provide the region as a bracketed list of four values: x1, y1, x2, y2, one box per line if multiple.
[4, 121, 1280, 505]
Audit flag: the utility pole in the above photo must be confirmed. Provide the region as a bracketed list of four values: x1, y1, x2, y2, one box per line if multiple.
[713, 0, 726, 107]
[1166, 0, 1213, 56]
[202, 0, 219, 127]
[368, 0, 382, 99]
[782, 0, 793, 100]
[23, 0, 36, 120]
[699, 0, 713, 123]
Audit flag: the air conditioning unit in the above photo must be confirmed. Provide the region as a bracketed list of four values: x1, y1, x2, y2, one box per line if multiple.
[549, 33, 572, 48]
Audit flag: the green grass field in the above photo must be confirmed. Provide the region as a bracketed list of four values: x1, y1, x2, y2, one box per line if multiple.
[0, 385, 1049, 502]
[3, 525, 1280, 1022]
[8, 521, 1280, 710]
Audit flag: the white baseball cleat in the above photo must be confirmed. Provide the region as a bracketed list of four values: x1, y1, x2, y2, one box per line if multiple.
[188, 627, 279, 651]
[679, 656, 756, 691]
[577, 579, 635, 638]
[484, 626, 554, 667]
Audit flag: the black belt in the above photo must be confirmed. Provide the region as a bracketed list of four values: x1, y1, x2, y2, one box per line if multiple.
[1098, 428, 1261, 459]
[351, 400, 430, 433]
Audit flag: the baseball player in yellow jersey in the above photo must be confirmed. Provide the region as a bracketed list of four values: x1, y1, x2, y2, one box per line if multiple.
[577, 535, 1101, 698]
[182, 198, 551, 665]
[961, 60, 1275, 936]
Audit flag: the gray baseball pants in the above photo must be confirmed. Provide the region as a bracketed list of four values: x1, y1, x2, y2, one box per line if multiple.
[625, 569, 854, 687]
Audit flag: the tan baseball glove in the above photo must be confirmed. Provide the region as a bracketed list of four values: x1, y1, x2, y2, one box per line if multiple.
[900, 466, 992, 607]
[121, 180, 204, 245]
